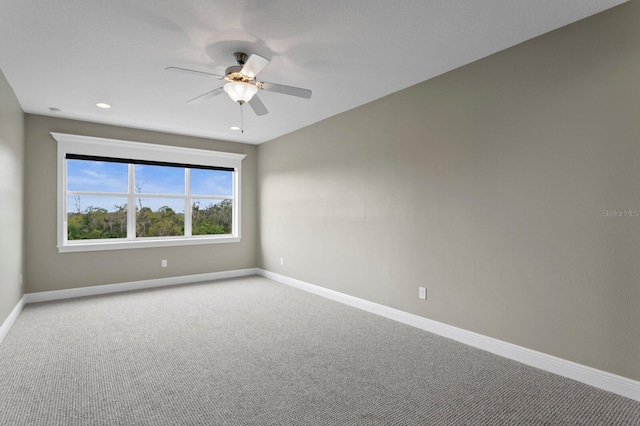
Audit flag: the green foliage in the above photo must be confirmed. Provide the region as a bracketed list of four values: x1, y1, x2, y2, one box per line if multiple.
[192, 200, 232, 235]
[67, 205, 127, 240]
[67, 200, 232, 240]
[136, 206, 184, 237]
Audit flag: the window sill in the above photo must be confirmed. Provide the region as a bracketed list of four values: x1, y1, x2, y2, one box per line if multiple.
[57, 236, 241, 253]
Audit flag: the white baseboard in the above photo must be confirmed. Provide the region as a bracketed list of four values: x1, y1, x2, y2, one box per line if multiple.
[0, 296, 25, 344]
[24, 268, 258, 304]
[257, 269, 640, 402]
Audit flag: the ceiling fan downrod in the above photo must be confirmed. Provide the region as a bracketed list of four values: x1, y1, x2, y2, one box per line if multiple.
[233, 52, 248, 65]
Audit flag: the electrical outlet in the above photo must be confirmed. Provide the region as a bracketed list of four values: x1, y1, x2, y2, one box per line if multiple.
[162, 259, 167, 268]
[280, 257, 284, 266]
[418, 287, 427, 300]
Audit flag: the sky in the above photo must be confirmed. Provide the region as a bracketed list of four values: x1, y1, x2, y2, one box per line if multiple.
[66, 159, 233, 213]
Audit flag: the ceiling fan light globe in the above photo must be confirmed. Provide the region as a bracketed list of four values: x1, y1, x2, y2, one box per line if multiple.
[224, 82, 258, 103]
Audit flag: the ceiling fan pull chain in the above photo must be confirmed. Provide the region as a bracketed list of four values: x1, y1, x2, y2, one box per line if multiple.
[240, 102, 244, 133]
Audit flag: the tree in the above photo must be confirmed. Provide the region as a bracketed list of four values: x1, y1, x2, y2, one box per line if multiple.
[135, 181, 146, 211]
[68, 199, 228, 240]
[67, 203, 127, 240]
[192, 200, 232, 235]
[136, 206, 184, 237]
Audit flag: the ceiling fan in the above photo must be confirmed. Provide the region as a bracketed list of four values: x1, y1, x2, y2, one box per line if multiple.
[166, 52, 312, 117]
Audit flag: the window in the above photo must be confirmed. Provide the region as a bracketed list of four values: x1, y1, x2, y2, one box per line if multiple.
[53, 133, 245, 252]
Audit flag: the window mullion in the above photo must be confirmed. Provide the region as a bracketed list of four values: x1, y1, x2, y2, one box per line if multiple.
[185, 168, 191, 237]
[67, 191, 129, 197]
[128, 164, 135, 240]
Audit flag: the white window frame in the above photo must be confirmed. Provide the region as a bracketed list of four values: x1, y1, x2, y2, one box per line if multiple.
[52, 132, 246, 253]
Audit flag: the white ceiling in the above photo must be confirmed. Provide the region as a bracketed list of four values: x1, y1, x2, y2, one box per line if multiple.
[0, 0, 626, 144]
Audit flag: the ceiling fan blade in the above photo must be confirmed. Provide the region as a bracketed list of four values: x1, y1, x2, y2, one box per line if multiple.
[248, 95, 269, 116]
[186, 87, 224, 104]
[241, 54, 270, 79]
[165, 66, 224, 79]
[259, 82, 312, 99]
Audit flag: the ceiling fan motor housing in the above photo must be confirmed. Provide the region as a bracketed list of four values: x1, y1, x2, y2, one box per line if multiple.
[224, 65, 251, 83]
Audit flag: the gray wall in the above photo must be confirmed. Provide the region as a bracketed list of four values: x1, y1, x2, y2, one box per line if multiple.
[0, 69, 24, 326]
[258, 2, 640, 380]
[25, 114, 257, 293]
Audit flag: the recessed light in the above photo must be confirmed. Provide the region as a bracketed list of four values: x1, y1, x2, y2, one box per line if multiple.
[95, 102, 111, 109]
[230, 126, 241, 131]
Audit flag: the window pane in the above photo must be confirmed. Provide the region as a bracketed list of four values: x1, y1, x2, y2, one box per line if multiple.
[192, 199, 232, 235]
[66, 196, 127, 240]
[134, 164, 185, 195]
[136, 198, 185, 237]
[191, 169, 233, 197]
[67, 159, 128, 193]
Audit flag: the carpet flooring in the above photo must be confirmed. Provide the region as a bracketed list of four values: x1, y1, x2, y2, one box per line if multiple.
[0, 276, 638, 425]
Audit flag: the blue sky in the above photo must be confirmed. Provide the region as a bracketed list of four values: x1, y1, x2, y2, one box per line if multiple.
[67, 160, 232, 213]
[67, 160, 128, 193]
